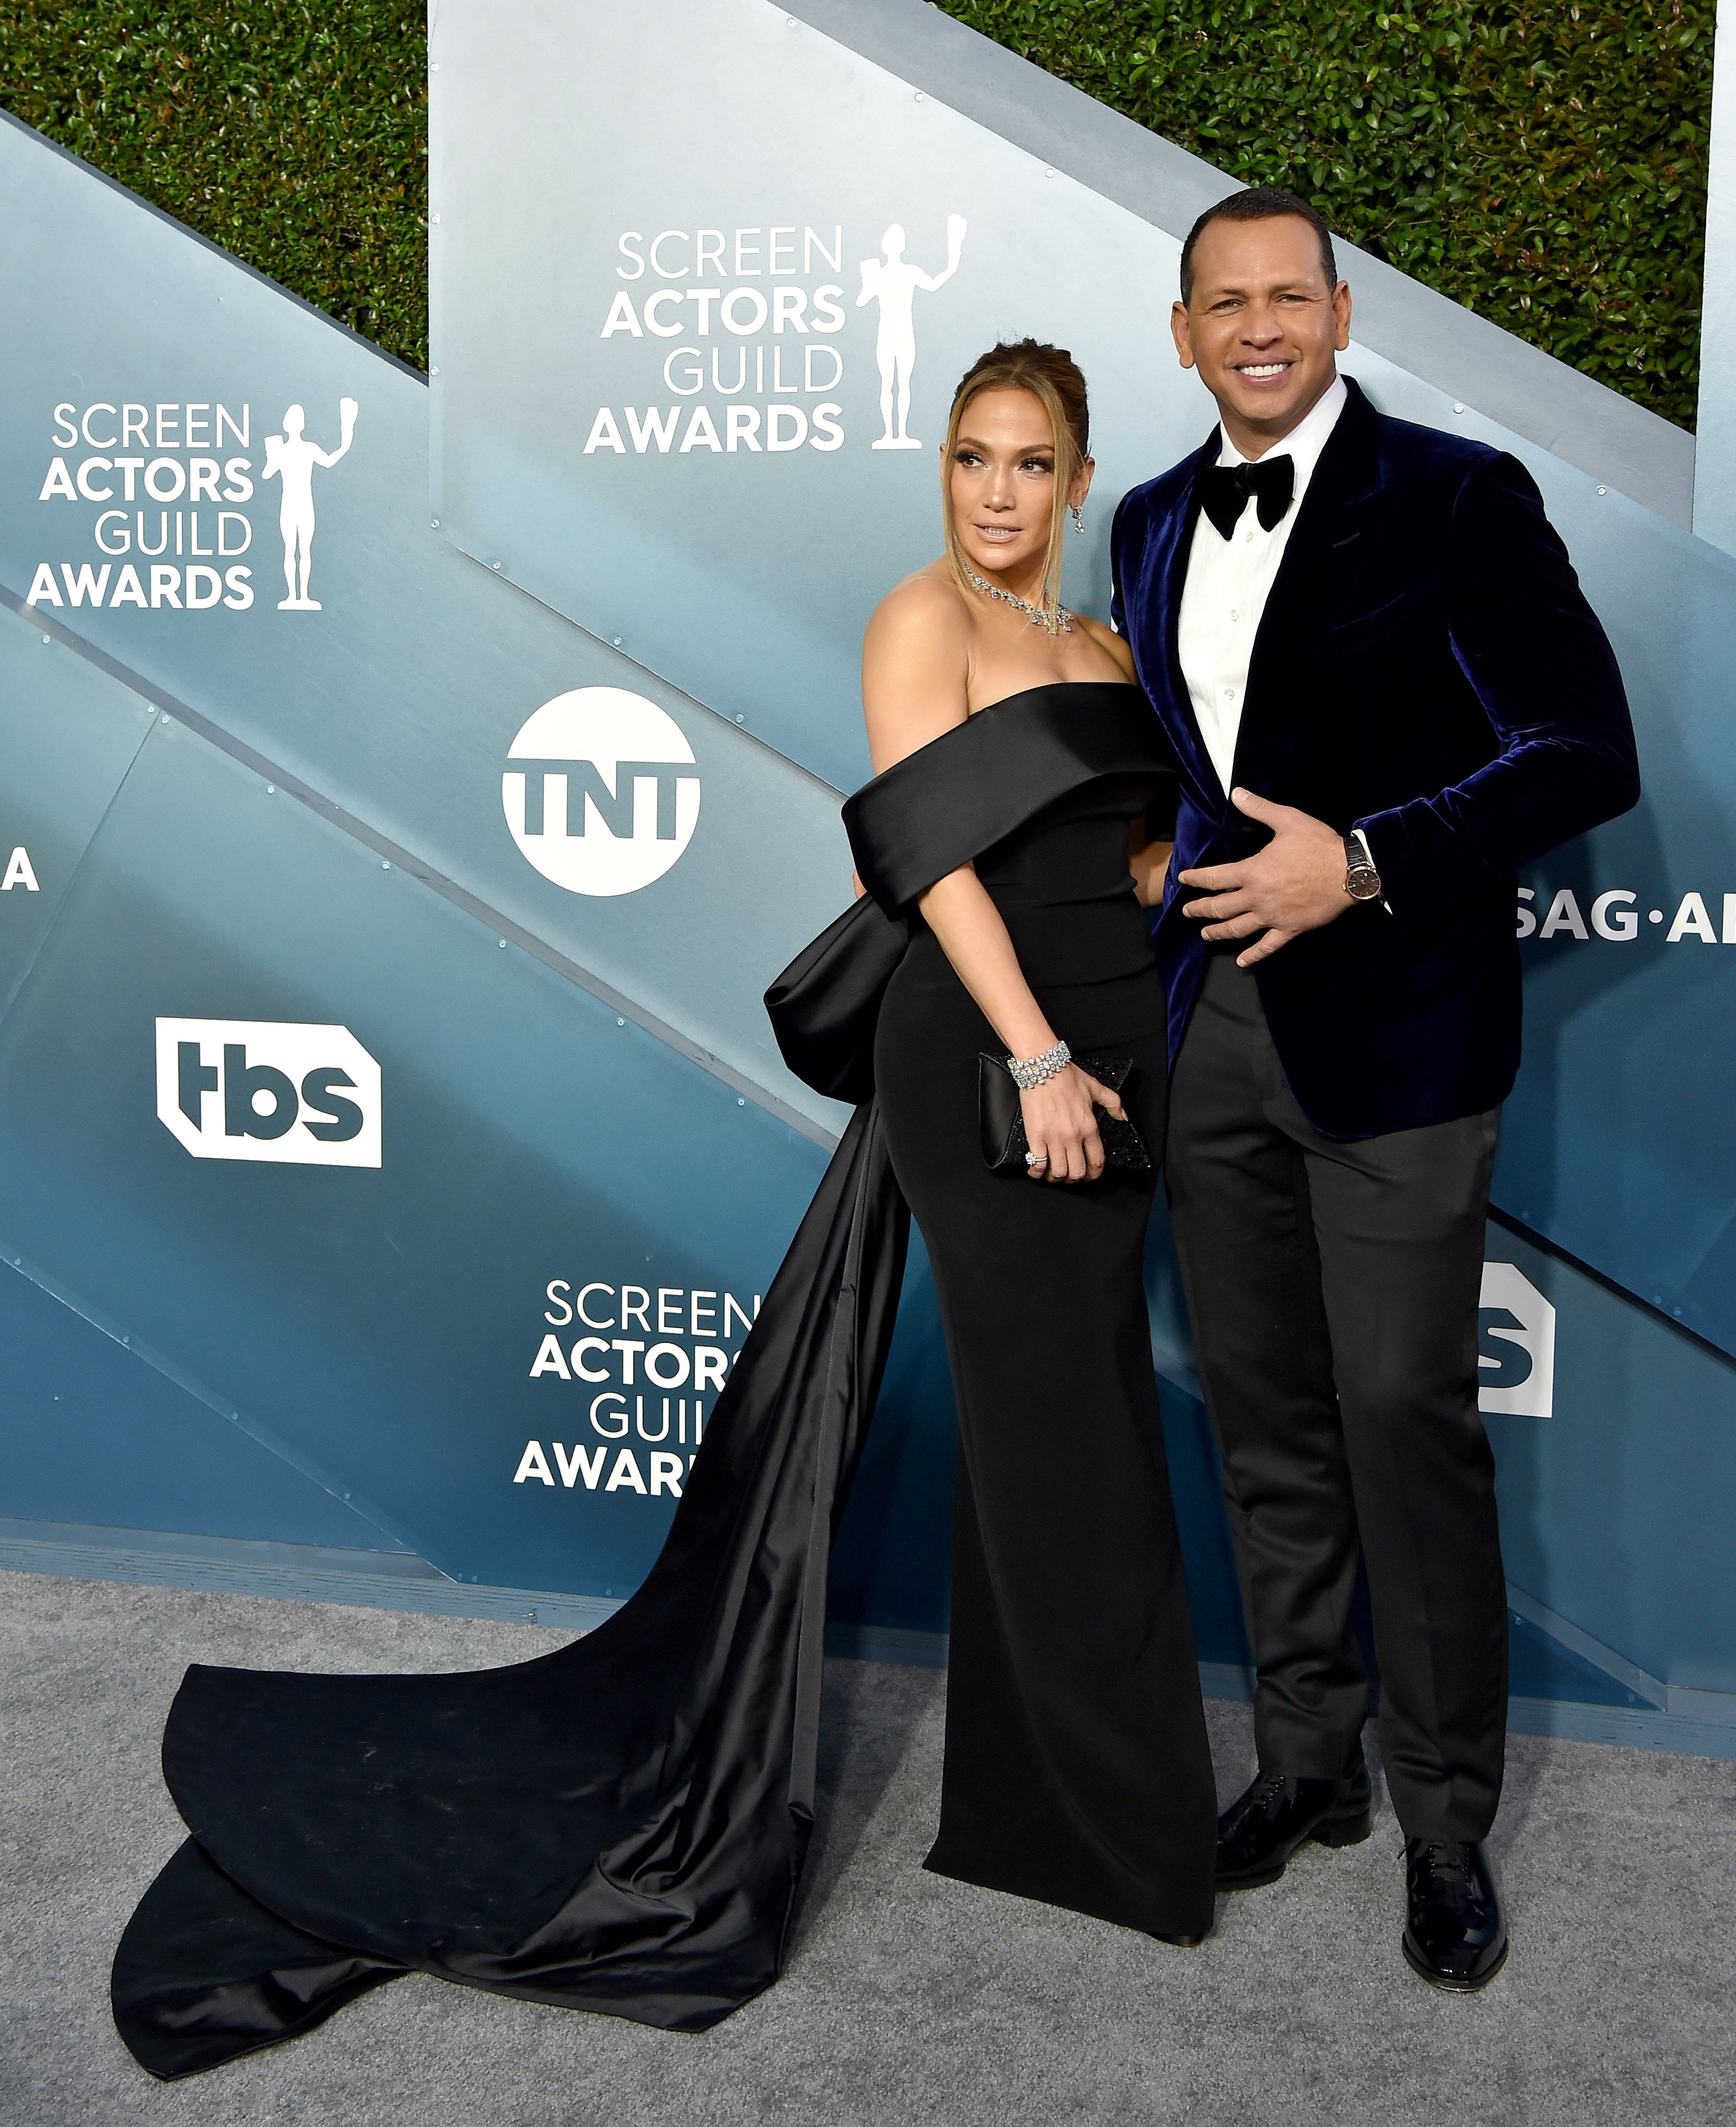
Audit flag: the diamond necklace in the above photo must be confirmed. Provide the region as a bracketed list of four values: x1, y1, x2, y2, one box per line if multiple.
[964, 565, 1072, 634]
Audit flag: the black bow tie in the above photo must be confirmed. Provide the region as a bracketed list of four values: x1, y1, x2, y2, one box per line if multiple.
[1201, 454, 1295, 540]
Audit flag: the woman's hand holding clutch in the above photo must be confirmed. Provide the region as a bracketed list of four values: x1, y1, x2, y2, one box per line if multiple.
[1020, 1065, 1127, 1183]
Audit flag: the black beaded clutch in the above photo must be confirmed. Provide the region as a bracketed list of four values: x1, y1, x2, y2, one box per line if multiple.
[977, 1053, 1151, 1176]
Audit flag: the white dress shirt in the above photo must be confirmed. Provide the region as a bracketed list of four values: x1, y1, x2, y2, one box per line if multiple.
[1176, 374, 1348, 797]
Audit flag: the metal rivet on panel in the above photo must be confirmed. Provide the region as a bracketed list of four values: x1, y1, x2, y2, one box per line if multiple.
[915, 92, 924, 103]
[1453, 403, 1465, 414]
[735, 713, 745, 723]
[381, 860, 391, 871]
[613, 636, 622, 646]
[499, 939, 507, 948]
[617, 1017, 626, 1027]
[161, 714, 170, 725]
[492, 560, 502, 570]
[42, 634, 51, 644]
[266, 784, 275, 795]
[431, 518, 440, 527]
[1597, 486, 1607, 496]
[738, 1098, 746, 1107]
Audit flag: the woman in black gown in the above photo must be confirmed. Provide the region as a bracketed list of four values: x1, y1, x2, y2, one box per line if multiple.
[109, 344, 1212, 2078]
[856, 340, 1214, 1936]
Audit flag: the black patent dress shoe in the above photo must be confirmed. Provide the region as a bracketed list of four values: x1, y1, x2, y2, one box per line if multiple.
[1402, 1838, 1508, 1991]
[1215, 1760, 1373, 1889]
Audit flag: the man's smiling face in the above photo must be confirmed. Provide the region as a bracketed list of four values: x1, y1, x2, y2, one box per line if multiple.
[1170, 214, 1351, 456]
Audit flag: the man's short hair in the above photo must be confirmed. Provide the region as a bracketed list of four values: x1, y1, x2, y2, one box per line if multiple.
[1179, 187, 1339, 305]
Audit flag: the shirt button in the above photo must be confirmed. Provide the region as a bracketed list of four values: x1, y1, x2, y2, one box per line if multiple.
[1230, 609, 1239, 620]
[1224, 687, 1236, 700]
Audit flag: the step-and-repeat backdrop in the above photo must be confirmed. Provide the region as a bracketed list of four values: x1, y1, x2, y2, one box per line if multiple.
[2, 0, 1733, 1706]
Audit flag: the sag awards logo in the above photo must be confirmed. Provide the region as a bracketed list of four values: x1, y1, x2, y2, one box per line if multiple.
[861, 216, 967, 449]
[582, 214, 967, 462]
[26, 396, 359, 616]
[512, 1276, 761, 1506]
[155, 1018, 382, 1168]
[502, 688, 700, 896]
[1519, 883, 1736, 944]
[263, 398, 357, 609]
[1478, 1261, 1555, 1418]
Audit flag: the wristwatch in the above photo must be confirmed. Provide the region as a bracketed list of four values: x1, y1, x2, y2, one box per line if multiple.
[1343, 830, 1382, 903]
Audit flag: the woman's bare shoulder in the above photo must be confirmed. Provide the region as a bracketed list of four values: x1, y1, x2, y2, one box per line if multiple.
[865, 564, 972, 651]
[1072, 611, 1137, 679]
[861, 565, 974, 771]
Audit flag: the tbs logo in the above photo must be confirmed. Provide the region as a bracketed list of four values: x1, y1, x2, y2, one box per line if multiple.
[1478, 1262, 1555, 1418]
[155, 1019, 381, 1168]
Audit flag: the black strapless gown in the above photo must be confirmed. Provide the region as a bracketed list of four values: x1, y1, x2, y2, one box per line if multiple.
[110, 682, 1212, 2078]
[875, 776, 1215, 1937]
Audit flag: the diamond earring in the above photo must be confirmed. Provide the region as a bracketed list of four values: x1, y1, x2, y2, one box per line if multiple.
[1070, 504, 1084, 535]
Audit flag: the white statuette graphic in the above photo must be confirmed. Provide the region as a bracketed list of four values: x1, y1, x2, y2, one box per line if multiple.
[1478, 1261, 1556, 1417]
[155, 1019, 381, 1168]
[503, 688, 700, 897]
[263, 397, 358, 609]
[857, 216, 967, 450]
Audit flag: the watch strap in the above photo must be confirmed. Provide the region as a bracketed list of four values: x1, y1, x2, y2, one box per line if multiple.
[1343, 829, 1382, 900]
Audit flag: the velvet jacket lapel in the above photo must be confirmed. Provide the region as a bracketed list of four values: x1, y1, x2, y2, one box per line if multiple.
[1229, 378, 1388, 792]
[1149, 436, 1226, 808]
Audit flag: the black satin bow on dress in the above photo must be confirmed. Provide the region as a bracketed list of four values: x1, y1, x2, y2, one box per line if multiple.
[112, 685, 1177, 2080]
[1199, 452, 1295, 539]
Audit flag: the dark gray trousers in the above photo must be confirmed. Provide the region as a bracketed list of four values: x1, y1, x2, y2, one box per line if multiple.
[1166, 952, 1508, 1841]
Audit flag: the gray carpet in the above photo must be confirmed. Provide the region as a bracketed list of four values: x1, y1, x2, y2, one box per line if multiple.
[2, 1569, 1731, 2127]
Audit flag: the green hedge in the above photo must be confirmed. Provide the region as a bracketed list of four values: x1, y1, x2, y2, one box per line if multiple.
[0, 1, 428, 366]
[939, 0, 1711, 426]
[0, 0, 1712, 424]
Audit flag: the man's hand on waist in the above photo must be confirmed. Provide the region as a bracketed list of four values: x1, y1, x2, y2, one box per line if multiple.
[1177, 788, 1362, 967]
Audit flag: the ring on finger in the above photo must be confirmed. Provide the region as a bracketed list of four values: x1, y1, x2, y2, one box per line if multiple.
[1025, 1150, 1048, 1168]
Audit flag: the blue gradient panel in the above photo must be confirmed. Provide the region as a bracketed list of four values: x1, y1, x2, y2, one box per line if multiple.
[0, 605, 153, 1006]
[0, 712, 840, 1590]
[0, 1260, 398, 1548]
[0, 113, 854, 1135]
[1483, 1224, 1736, 1696]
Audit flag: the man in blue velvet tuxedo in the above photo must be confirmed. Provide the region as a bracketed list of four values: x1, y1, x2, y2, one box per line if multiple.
[1110, 187, 1639, 1990]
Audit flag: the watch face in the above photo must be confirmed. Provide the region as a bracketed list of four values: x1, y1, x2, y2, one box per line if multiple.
[1346, 867, 1382, 902]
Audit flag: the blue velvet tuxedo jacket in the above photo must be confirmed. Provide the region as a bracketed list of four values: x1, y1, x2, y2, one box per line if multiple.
[1110, 377, 1640, 1140]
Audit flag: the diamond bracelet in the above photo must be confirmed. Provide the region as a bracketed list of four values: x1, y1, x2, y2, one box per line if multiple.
[1007, 1040, 1071, 1091]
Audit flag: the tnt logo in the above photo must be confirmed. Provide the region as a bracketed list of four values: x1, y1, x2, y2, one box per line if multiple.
[155, 1018, 381, 1167]
[502, 687, 700, 897]
[1478, 1262, 1555, 1417]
